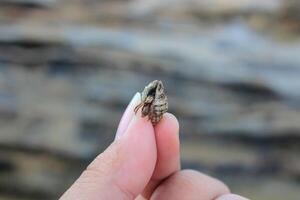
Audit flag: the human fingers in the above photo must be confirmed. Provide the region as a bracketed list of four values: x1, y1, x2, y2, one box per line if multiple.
[60, 93, 157, 200]
[150, 169, 230, 200]
[141, 113, 180, 198]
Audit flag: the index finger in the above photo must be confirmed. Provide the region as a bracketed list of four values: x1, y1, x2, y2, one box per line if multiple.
[141, 113, 180, 198]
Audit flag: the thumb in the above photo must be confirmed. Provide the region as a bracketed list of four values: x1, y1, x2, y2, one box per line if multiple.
[60, 93, 157, 200]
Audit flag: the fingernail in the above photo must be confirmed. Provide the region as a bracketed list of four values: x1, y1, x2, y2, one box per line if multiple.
[115, 92, 141, 140]
[216, 194, 249, 200]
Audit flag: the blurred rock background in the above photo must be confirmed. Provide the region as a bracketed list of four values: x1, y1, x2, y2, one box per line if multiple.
[0, 0, 300, 199]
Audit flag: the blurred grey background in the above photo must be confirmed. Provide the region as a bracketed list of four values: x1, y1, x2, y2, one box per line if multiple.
[0, 0, 300, 199]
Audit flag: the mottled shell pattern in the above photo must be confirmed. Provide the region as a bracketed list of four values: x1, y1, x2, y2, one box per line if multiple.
[134, 80, 168, 125]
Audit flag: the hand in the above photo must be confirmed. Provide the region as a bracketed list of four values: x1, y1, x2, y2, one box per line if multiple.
[60, 93, 248, 200]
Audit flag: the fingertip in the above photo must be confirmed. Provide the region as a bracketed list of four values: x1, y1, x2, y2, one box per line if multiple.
[115, 92, 141, 139]
[155, 113, 179, 136]
[155, 113, 180, 154]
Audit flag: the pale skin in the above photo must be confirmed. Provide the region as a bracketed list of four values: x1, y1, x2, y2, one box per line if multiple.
[60, 93, 249, 200]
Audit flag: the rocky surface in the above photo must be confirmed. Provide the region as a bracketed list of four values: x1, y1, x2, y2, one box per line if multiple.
[0, 0, 300, 200]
